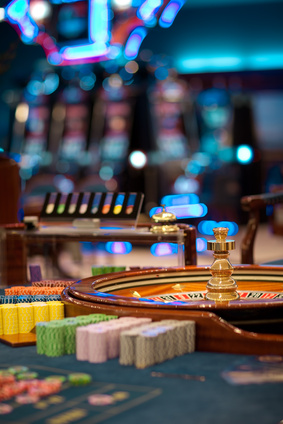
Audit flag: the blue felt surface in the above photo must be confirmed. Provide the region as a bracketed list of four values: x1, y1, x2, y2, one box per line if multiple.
[1, 342, 283, 424]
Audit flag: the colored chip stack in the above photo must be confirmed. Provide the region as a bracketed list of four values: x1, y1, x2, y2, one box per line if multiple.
[76, 317, 152, 363]
[91, 265, 126, 276]
[1, 305, 18, 335]
[0, 301, 65, 336]
[17, 304, 34, 333]
[120, 320, 196, 369]
[48, 301, 65, 321]
[32, 279, 75, 287]
[36, 313, 117, 357]
[0, 306, 3, 335]
[45, 322, 65, 357]
[5, 286, 64, 297]
[33, 302, 49, 324]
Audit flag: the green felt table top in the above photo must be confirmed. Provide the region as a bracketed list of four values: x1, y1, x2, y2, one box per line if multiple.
[0, 342, 283, 424]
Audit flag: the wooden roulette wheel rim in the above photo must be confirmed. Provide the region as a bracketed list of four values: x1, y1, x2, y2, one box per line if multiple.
[62, 264, 283, 355]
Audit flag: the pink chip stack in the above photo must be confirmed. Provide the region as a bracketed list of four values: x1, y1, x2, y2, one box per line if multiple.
[76, 317, 152, 363]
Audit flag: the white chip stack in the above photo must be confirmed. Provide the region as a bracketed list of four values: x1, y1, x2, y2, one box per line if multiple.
[75, 316, 152, 363]
[75, 317, 196, 368]
[119, 320, 196, 369]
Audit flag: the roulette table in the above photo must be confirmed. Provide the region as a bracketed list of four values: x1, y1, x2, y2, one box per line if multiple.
[62, 264, 283, 356]
[2, 341, 283, 424]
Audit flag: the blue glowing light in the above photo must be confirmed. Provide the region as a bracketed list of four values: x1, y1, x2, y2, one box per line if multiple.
[5, 0, 111, 65]
[105, 242, 132, 254]
[150, 242, 178, 256]
[137, 0, 162, 22]
[196, 237, 207, 253]
[161, 193, 200, 206]
[236, 145, 254, 164]
[186, 160, 203, 175]
[159, 0, 184, 28]
[179, 56, 243, 73]
[154, 66, 169, 80]
[198, 220, 238, 236]
[4, 0, 185, 65]
[149, 204, 208, 219]
[124, 27, 147, 60]
[6, 0, 38, 41]
[173, 175, 200, 194]
[129, 150, 147, 168]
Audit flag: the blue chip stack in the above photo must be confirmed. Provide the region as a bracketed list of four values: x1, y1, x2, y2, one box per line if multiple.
[3, 295, 17, 304]
[32, 295, 47, 302]
[47, 295, 61, 302]
[17, 295, 30, 303]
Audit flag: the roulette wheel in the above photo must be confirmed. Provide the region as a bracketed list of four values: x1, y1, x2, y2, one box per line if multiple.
[62, 227, 283, 356]
[62, 264, 283, 356]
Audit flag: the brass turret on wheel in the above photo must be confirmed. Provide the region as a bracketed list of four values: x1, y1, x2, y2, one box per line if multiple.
[205, 227, 239, 302]
[150, 205, 179, 233]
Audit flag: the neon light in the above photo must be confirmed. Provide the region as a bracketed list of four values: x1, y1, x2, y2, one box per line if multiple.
[150, 243, 178, 256]
[0, 8, 5, 21]
[6, 0, 38, 41]
[236, 145, 254, 164]
[105, 241, 132, 254]
[4, 0, 185, 64]
[137, 0, 162, 22]
[149, 204, 208, 219]
[5, 0, 110, 64]
[161, 194, 200, 206]
[179, 56, 243, 73]
[159, 0, 184, 28]
[124, 27, 147, 60]
[198, 220, 238, 236]
[196, 237, 207, 253]
[129, 150, 147, 168]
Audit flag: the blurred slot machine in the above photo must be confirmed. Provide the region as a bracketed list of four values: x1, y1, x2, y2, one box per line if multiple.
[196, 88, 232, 155]
[149, 74, 195, 199]
[8, 65, 59, 179]
[54, 81, 93, 177]
[29, 0, 97, 180]
[78, 75, 135, 193]
[100, 101, 131, 169]
[195, 88, 242, 222]
[151, 77, 191, 160]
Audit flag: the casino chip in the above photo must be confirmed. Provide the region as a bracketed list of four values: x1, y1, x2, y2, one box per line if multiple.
[45, 376, 67, 383]
[0, 371, 15, 386]
[257, 355, 283, 363]
[0, 403, 13, 414]
[16, 394, 40, 404]
[112, 391, 130, 401]
[68, 373, 92, 386]
[8, 366, 29, 375]
[17, 372, 38, 380]
[88, 394, 114, 406]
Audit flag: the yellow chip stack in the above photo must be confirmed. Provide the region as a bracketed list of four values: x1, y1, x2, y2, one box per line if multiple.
[2, 304, 19, 334]
[48, 301, 65, 321]
[17, 304, 34, 333]
[32, 302, 49, 324]
[0, 306, 3, 335]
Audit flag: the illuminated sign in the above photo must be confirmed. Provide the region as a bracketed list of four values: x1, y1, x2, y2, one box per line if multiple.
[2, 0, 185, 65]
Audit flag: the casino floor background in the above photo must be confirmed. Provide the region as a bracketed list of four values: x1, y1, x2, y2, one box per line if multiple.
[1, 0, 283, 422]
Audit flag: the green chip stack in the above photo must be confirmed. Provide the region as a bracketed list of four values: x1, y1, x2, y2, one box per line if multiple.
[45, 321, 65, 357]
[35, 313, 118, 357]
[68, 373, 92, 386]
[36, 321, 50, 355]
[63, 318, 78, 355]
[91, 265, 126, 276]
